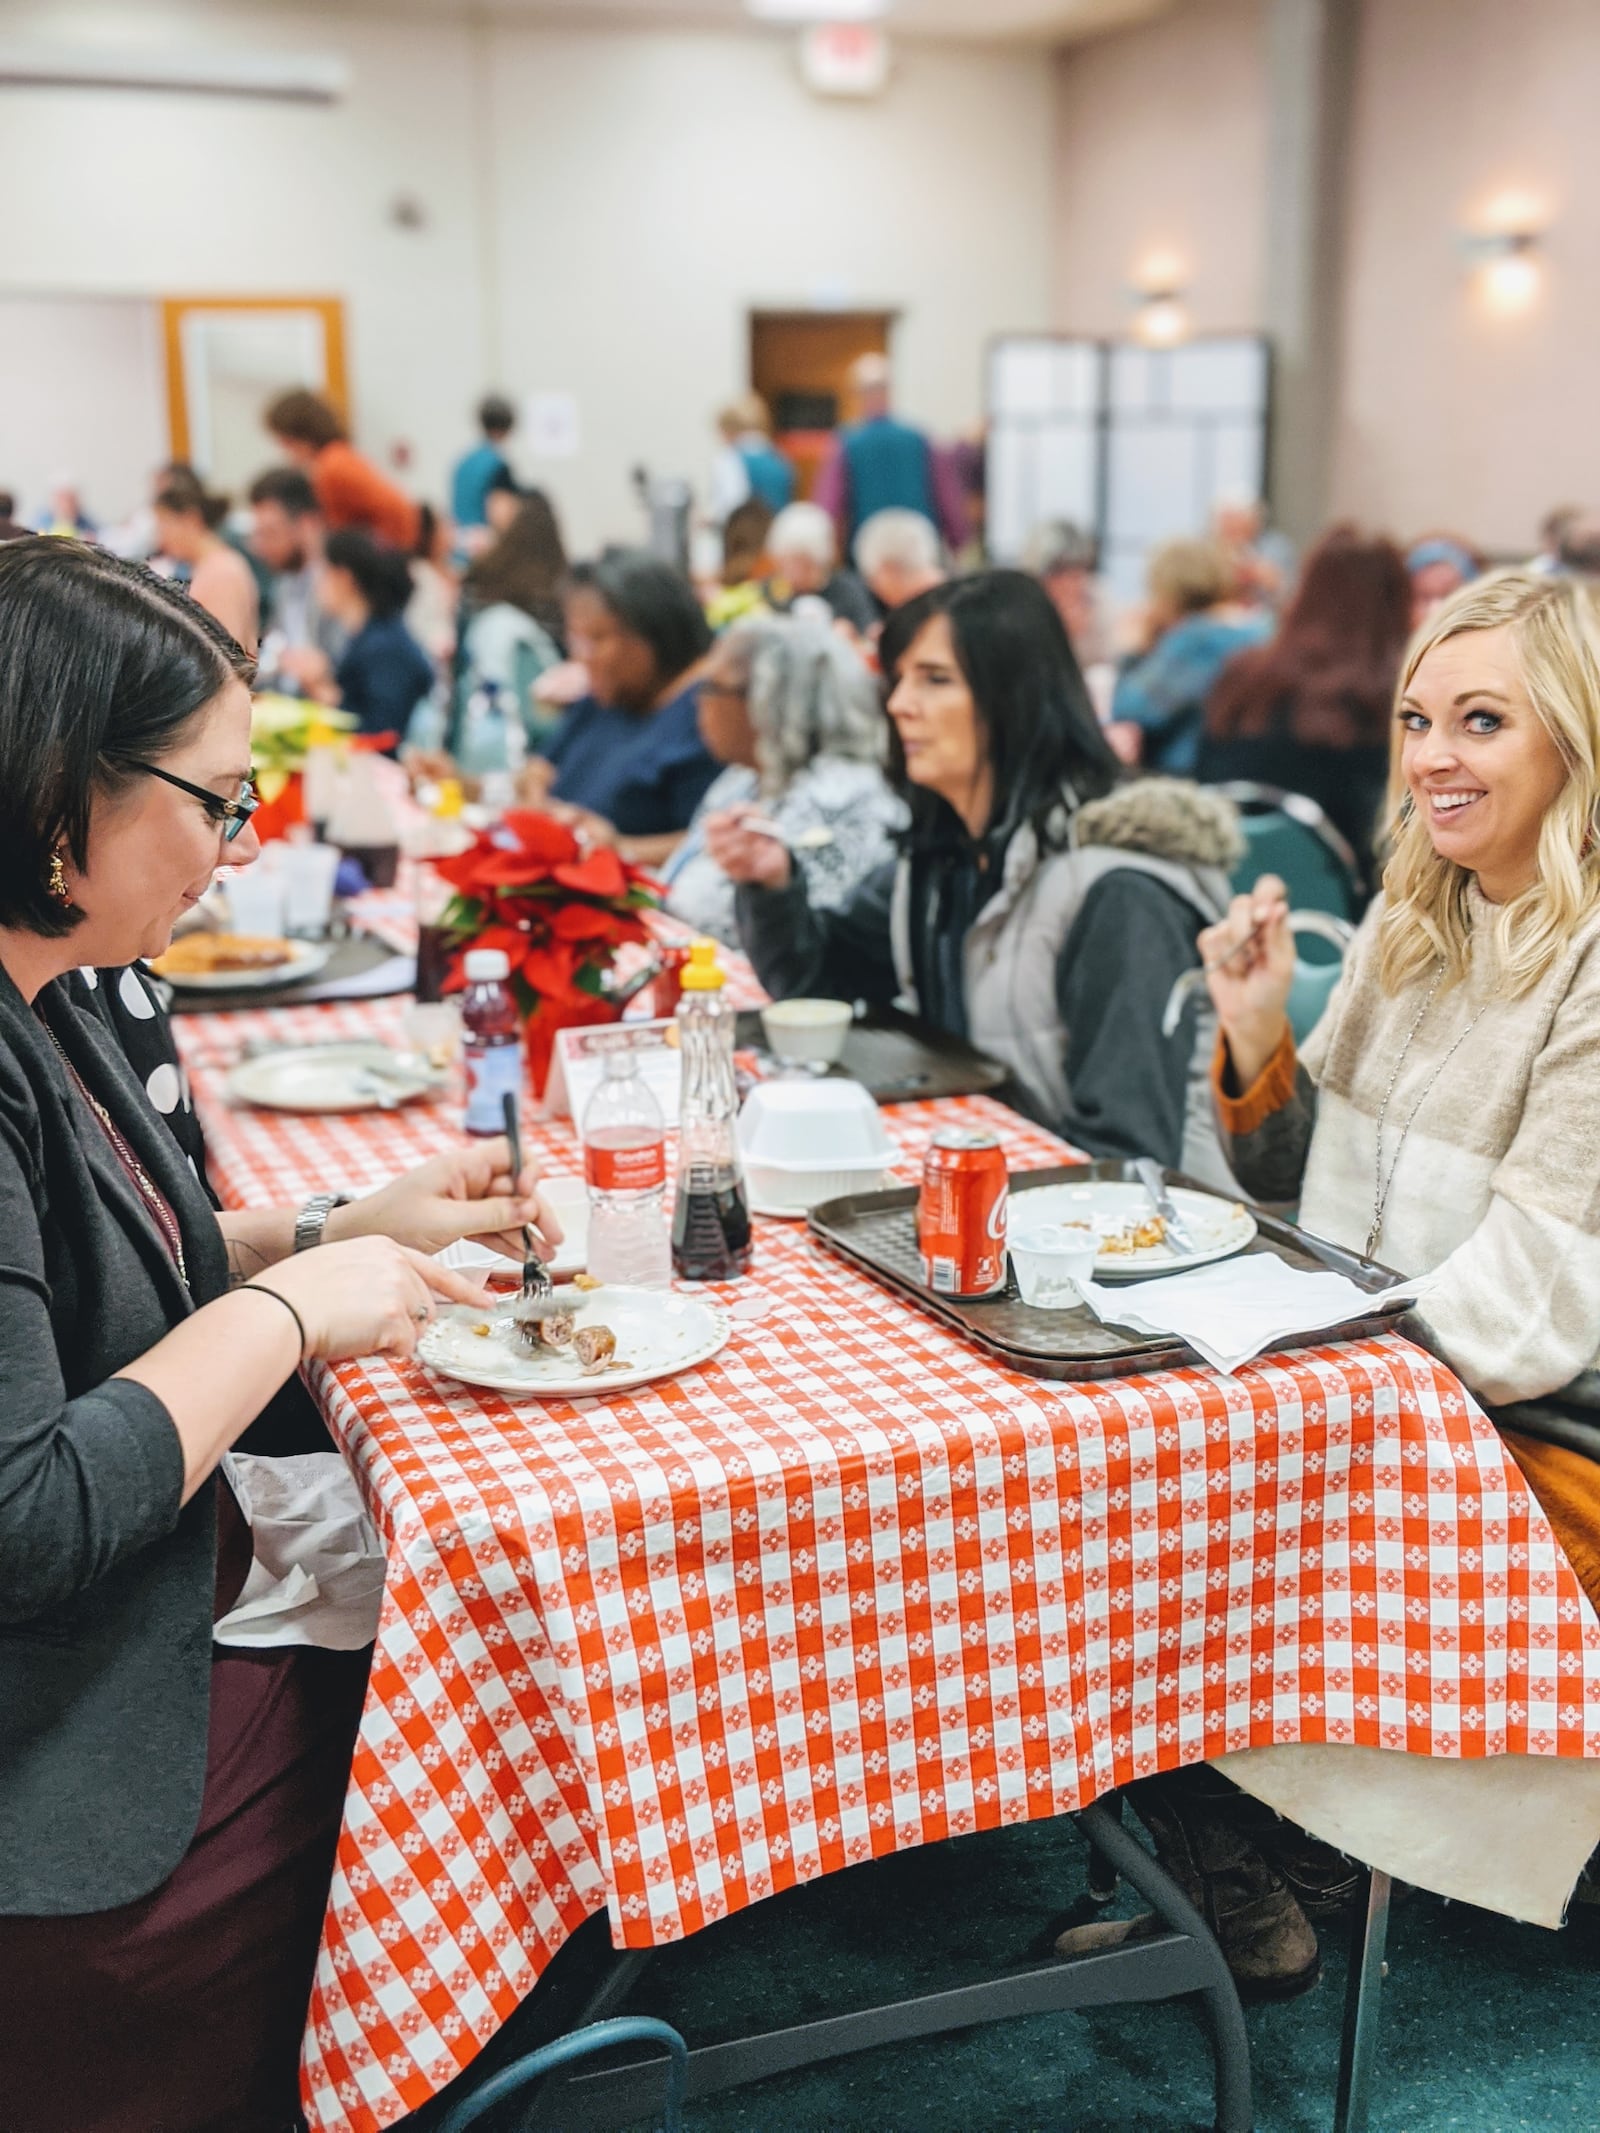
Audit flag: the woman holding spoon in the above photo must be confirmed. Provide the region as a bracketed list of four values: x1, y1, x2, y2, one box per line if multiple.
[662, 610, 905, 946]
[1206, 568, 1600, 1415]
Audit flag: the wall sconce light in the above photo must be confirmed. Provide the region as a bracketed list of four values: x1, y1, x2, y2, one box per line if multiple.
[1460, 226, 1543, 314]
[1127, 252, 1190, 346]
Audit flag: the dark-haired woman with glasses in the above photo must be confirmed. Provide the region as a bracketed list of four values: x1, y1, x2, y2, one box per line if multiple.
[708, 570, 1245, 1175]
[0, 538, 565, 2133]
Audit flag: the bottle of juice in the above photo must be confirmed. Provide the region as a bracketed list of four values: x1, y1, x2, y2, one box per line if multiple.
[460, 948, 522, 1135]
[671, 939, 752, 1281]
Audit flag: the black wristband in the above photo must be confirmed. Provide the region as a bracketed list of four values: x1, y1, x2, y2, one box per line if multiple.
[239, 1282, 308, 1362]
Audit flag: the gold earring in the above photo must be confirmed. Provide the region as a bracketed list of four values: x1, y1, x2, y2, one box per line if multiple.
[48, 845, 69, 904]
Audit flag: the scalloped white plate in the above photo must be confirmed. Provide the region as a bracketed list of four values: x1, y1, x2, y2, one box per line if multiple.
[417, 1285, 730, 1399]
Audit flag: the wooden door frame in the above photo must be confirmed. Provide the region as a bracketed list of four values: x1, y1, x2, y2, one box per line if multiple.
[160, 294, 348, 464]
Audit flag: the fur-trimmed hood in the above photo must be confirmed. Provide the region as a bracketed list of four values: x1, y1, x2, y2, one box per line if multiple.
[1073, 777, 1245, 872]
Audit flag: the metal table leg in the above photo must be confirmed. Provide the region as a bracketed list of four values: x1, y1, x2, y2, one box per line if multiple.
[1333, 1868, 1392, 2133]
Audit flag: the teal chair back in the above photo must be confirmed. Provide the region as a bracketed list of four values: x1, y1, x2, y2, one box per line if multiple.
[1215, 782, 1365, 969]
[1287, 957, 1344, 1044]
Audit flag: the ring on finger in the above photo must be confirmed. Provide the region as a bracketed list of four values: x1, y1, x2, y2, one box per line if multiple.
[412, 1302, 431, 1325]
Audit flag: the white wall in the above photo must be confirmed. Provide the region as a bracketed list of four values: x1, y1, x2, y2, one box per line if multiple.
[1052, 0, 1267, 338]
[1050, 0, 1600, 552]
[0, 2, 1056, 552]
[0, 296, 167, 524]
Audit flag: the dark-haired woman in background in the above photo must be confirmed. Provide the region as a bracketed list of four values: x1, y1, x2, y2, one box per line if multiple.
[289, 528, 437, 750]
[0, 538, 562, 2131]
[521, 548, 718, 866]
[152, 478, 260, 654]
[708, 571, 1243, 1174]
[1198, 527, 1413, 887]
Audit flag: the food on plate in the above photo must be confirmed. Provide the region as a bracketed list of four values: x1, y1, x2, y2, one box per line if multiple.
[1098, 1214, 1168, 1257]
[571, 1273, 604, 1292]
[514, 1306, 576, 1352]
[470, 1322, 492, 1338]
[150, 932, 295, 976]
[573, 1325, 616, 1374]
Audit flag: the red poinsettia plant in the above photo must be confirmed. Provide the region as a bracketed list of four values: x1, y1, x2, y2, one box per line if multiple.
[431, 810, 662, 1087]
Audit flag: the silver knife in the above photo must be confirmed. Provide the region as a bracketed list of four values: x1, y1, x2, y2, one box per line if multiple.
[1133, 1158, 1199, 1256]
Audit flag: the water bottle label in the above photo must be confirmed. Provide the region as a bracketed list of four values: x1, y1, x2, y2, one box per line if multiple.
[463, 1040, 523, 1134]
[585, 1136, 667, 1192]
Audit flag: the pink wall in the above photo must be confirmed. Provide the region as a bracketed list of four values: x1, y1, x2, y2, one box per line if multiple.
[1331, 0, 1600, 552]
[1052, 0, 1267, 338]
[1053, 0, 1600, 552]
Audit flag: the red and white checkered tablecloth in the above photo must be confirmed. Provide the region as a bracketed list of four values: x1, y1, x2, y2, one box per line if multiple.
[173, 987, 1600, 2133]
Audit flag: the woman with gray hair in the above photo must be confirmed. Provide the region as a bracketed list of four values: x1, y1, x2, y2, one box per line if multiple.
[662, 613, 906, 945]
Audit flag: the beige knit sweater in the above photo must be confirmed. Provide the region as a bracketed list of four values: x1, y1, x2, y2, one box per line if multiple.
[1217, 885, 1600, 1405]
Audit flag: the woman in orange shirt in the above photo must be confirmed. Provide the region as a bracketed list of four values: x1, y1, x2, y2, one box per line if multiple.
[263, 389, 419, 553]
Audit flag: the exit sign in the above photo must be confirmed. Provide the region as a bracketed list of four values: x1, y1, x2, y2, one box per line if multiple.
[800, 23, 890, 98]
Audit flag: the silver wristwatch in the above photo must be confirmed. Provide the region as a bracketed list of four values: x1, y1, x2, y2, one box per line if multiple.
[293, 1192, 349, 1253]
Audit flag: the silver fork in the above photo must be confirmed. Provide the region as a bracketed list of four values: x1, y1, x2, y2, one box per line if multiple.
[500, 1092, 556, 1316]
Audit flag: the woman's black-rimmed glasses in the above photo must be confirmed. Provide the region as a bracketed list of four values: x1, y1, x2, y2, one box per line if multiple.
[131, 762, 260, 844]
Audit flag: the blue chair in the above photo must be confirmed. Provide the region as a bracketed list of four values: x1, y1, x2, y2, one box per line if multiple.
[435, 2015, 689, 2133]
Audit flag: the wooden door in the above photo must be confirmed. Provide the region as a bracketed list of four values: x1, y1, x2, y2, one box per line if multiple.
[749, 310, 895, 498]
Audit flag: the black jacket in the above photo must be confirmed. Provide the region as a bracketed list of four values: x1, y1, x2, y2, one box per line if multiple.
[0, 961, 232, 1915]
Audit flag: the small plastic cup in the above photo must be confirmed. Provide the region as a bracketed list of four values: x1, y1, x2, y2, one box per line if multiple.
[223, 862, 286, 938]
[277, 839, 341, 937]
[1010, 1221, 1099, 1310]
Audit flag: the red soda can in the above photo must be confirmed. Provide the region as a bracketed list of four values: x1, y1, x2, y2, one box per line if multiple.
[919, 1128, 1009, 1296]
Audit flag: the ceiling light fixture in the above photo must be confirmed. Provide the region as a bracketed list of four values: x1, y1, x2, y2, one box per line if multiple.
[746, 0, 889, 21]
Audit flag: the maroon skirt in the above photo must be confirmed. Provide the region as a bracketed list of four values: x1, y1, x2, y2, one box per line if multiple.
[0, 1639, 370, 2133]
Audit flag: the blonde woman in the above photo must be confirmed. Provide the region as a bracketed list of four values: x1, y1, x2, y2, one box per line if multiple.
[1207, 569, 1600, 1425]
[1056, 571, 1600, 2000]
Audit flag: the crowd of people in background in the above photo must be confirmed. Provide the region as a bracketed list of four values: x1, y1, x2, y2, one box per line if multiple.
[7, 364, 1598, 965]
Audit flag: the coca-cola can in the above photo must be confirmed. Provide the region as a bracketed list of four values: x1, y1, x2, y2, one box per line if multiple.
[919, 1128, 1009, 1297]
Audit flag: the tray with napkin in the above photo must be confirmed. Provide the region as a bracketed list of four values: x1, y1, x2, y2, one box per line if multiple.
[807, 1160, 1419, 1380]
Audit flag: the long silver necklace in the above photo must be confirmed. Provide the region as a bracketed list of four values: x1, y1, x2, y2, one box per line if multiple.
[1366, 963, 1488, 1259]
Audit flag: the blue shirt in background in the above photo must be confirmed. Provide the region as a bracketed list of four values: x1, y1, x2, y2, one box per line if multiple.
[539, 681, 719, 837]
[1112, 612, 1271, 775]
[839, 416, 935, 538]
[737, 439, 795, 513]
[335, 615, 436, 754]
[450, 441, 511, 529]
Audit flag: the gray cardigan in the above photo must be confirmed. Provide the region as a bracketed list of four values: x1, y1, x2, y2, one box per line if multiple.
[0, 961, 234, 1916]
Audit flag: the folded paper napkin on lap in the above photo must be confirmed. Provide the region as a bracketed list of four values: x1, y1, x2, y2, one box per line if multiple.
[1077, 1254, 1423, 1375]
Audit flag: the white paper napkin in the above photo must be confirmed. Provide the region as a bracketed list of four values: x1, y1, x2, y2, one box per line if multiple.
[1076, 1253, 1424, 1375]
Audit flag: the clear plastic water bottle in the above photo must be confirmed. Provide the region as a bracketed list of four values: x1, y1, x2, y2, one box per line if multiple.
[582, 1047, 671, 1289]
[460, 948, 523, 1135]
[671, 939, 752, 1281]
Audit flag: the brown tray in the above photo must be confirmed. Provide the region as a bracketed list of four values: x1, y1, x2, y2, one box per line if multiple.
[736, 1004, 1009, 1105]
[807, 1159, 1410, 1380]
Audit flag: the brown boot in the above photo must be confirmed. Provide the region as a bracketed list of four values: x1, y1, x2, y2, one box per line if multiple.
[1056, 1769, 1321, 2001]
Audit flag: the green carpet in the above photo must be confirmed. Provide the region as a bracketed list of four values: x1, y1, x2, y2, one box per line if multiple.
[405, 1810, 1600, 2132]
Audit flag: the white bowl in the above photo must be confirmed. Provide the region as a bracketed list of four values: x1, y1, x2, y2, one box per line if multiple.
[760, 997, 854, 1067]
[737, 1077, 892, 1166]
[1010, 1222, 1099, 1310]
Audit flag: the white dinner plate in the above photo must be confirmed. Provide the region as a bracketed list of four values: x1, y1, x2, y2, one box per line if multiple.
[417, 1284, 730, 1399]
[226, 1042, 444, 1114]
[436, 1174, 590, 1279]
[1010, 1179, 1256, 1279]
[158, 940, 334, 991]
